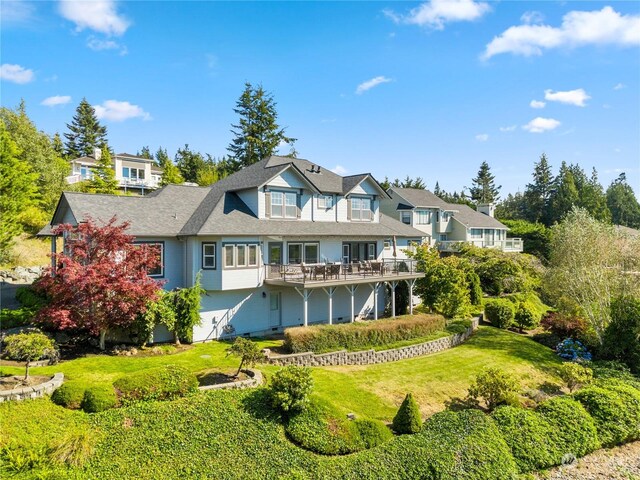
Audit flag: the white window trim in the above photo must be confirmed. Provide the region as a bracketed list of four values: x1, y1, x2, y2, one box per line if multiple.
[416, 210, 430, 225]
[270, 190, 298, 219]
[202, 242, 217, 269]
[135, 241, 164, 278]
[317, 194, 334, 209]
[223, 243, 260, 269]
[351, 196, 372, 222]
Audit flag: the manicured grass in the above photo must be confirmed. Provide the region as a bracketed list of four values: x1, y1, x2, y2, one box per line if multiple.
[1, 327, 562, 421]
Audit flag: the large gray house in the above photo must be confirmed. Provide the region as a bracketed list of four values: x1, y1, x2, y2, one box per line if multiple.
[43, 156, 426, 342]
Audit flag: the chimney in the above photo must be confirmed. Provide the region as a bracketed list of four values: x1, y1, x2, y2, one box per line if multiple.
[477, 203, 495, 218]
[93, 147, 102, 160]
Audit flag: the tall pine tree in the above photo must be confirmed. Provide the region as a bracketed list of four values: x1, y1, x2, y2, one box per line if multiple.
[606, 173, 640, 228]
[227, 82, 296, 172]
[469, 161, 501, 204]
[155, 147, 170, 168]
[549, 162, 579, 223]
[64, 98, 108, 159]
[523, 153, 554, 224]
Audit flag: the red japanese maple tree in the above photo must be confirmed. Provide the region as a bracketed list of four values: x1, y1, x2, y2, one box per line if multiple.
[35, 216, 163, 350]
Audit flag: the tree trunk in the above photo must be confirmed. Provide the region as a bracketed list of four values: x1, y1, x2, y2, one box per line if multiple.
[99, 330, 107, 350]
[235, 358, 245, 378]
[174, 330, 181, 346]
[24, 360, 30, 381]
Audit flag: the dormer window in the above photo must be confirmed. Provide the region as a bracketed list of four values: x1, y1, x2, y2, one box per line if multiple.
[350, 197, 372, 221]
[401, 212, 411, 225]
[416, 210, 431, 224]
[270, 191, 297, 218]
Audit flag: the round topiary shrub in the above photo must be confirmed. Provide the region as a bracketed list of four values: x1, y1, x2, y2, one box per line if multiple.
[484, 299, 515, 329]
[392, 393, 422, 434]
[269, 365, 313, 414]
[514, 302, 539, 332]
[573, 386, 637, 447]
[113, 364, 198, 404]
[594, 379, 640, 441]
[80, 385, 118, 413]
[352, 418, 393, 449]
[536, 396, 599, 457]
[51, 382, 87, 410]
[492, 405, 559, 472]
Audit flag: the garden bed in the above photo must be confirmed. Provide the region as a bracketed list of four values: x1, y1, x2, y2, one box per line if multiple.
[197, 369, 249, 386]
[0, 374, 51, 390]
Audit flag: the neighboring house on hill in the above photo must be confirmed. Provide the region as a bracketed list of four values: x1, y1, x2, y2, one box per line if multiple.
[380, 187, 523, 253]
[42, 156, 425, 343]
[66, 149, 163, 194]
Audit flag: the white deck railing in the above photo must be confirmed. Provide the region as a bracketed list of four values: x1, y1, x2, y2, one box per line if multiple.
[438, 238, 523, 253]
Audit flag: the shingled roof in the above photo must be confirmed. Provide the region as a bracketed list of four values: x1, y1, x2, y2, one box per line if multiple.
[450, 204, 507, 229]
[390, 187, 454, 210]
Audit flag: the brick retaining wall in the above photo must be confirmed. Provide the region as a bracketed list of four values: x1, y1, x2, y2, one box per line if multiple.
[0, 373, 64, 402]
[264, 317, 479, 367]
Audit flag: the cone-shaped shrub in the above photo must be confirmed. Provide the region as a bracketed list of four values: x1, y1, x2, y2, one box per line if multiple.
[392, 393, 422, 434]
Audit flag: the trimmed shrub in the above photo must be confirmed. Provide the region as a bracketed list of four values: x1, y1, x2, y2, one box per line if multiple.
[286, 397, 391, 454]
[590, 361, 640, 389]
[573, 386, 637, 446]
[269, 365, 313, 414]
[446, 319, 472, 334]
[492, 406, 558, 472]
[468, 367, 520, 411]
[559, 362, 593, 392]
[514, 302, 539, 332]
[0, 307, 35, 329]
[352, 418, 393, 449]
[51, 382, 86, 410]
[484, 299, 515, 329]
[594, 379, 640, 441]
[15, 286, 47, 309]
[80, 385, 118, 413]
[113, 365, 198, 404]
[467, 271, 483, 307]
[602, 296, 640, 374]
[419, 409, 518, 479]
[540, 312, 588, 339]
[283, 313, 446, 354]
[536, 396, 599, 457]
[392, 393, 422, 434]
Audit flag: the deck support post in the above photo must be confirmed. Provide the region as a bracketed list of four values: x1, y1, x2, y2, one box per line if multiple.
[322, 286, 337, 325]
[50, 235, 57, 276]
[389, 280, 398, 318]
[294, 287, 313, 327]
[344, 284, 358, 322]
[369, 282, 381, 320]
[406, 279, 417, 315]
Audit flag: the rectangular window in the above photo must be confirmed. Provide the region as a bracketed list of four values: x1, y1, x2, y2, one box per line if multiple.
[288, 243, 302, 264]
[439, 234, 448, 241]
[368, 243, 376, 260]
[123, 167, 130, 178]
[271, 191, 283, 217]
[236, 245, 247, 267]
[134, 242, 164, 277]
[384, 239, 391, 250]
[284, 192, 297, 218]
[248, 245, 258, 266]
[470, 229, 482, 239]
[351, 197, 372, 221]
[442, 212, 449, 221]
[401, 212, 411, 225]
[224, 245, 235, 267]
[304, 243, 319, 264]
[416, 210, 430, 224]
[317, 195, 333, 209]
[202, 242, 216, 269]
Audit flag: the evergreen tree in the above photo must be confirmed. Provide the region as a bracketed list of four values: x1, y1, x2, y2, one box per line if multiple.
[549, 162, 579, 224]
[577, 168, 611, 222]
[227, 82, 296, 171]
[469, 161, 501, 204]
[392, 393, 422, 434]
[0, 124, 38, 262]
[433, 182, 442, 197]
[390, 176, 426, 189]
[175, 144, 206, 183]
[0, 101, 68, 217]
[138, 146, 152, 159]
[52, 132, 65, 159]
[523, 153, 554, 224]
[606, 173, 640, 228]
[87, 146, 118, 194]
[155, 147, 170, 168]
[496, 192, 526, 220]
[160, 161, 184, 186]
[64, 98, 108, 158]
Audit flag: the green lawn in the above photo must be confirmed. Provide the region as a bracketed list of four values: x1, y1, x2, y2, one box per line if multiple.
[1, 326, 562, 422]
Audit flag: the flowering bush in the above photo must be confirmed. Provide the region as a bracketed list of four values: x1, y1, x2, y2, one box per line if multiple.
[556, 338, 592, 362]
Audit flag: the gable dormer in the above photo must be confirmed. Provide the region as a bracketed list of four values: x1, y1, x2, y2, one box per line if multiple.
[258, 163, 320, 220]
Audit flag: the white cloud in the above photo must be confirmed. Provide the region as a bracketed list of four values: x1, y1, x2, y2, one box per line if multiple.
[499, 125, 517, 132]
[482, 6, 640, 59]
[384, 0, 490, 30]
[475, 133, 489, 142]
[87, 36, 127, 54]
[1, 0, 35, 23]
[41, 95, 72, 107]
[356, 76, 392, 94]
[93, 100, 151, 122]
[530, 100, 546, 109]
[0, 63, 34, 84]
[613, 83, 626, 90]
[521, 11, 544, 25]
[58, 0, 130, 36]
[331, 165, 348, 175]
[522, 117, 561, 133]
[544, 88, 591, 107]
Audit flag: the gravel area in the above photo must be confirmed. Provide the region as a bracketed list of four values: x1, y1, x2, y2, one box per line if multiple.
[535, 442, 640, 480]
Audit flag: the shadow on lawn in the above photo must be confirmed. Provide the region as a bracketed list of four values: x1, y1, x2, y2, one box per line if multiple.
[240, 388, 283, 424]
[467, 327, 561, 375]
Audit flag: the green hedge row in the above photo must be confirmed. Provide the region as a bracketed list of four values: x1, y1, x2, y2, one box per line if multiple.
[283, 314, 447, 353]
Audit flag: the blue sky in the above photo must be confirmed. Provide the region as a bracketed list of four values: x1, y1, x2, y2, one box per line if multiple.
[2, 0, 639, 196]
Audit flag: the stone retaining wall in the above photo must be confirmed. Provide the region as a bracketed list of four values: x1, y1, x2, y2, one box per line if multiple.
[264, 317, 479, 367]
[198, 369, 263, 391]
[0, 373, 64, 402]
